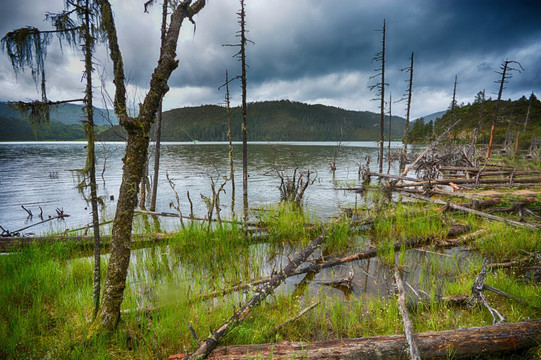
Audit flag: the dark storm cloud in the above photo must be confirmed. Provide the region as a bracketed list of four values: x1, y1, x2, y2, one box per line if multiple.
[1, 0, 540, 119]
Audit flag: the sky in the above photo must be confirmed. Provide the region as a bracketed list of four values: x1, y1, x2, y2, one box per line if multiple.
[0, 0, 540, 120]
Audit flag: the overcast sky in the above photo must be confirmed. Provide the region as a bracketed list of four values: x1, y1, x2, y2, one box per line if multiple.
[1, 0, 540, 120]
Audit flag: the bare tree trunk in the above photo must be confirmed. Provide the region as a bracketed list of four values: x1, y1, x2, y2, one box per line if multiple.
[387, 91, 392, 173]
[400, 51, 414, 172]
[150, 0, 168, 212]
[92, 0, 206, 332]
[225, 70, 235, 217]
[379, 19, 386, 173]
[486, 59, 523, 160]
[239, 0, 249, 226]
[82, 0, 102, 319]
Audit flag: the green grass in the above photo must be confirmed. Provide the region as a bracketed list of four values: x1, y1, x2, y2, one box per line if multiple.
[1, 200, 540, 359]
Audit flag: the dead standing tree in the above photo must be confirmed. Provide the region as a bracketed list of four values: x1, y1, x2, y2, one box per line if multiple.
[486, 59, 524, 160]
[400, 51, 414, 172]
[2, 0, 104, 317]
[218, 70, 238, 218]
[89, 0, 207, 332]
[224, 0, 252, 227]
[369, 19, 387, 173]
[144, 0, 169, 212]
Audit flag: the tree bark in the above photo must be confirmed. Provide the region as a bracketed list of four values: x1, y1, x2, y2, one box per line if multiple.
[169, 320, 541, 360]
[92, 0, 206, 332]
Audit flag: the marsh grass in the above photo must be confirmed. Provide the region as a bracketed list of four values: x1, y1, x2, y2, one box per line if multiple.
[1, 201, 540, 359]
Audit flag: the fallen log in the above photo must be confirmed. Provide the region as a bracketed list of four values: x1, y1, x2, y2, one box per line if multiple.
[487, 198, 536, 213]
[401, 193, 540, 231]
[135, 209, 262, 227]
[183, 229, 330, 360]
[394, 268, 421, 360]
[193, 225, 471, 303]
[266, 302, 319, 339]
[0, 232, 173, 252]
[393, 176, 541, 188]
[168, 319, 541, 360]
[459, 198, 502, 210]
[435, 229, 488, 248]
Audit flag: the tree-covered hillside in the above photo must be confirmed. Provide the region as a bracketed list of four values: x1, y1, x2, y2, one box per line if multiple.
[0, 102, 118, 126]
[98, 100, 406, 142]
[408, 93, 540, 148]
[0, 102, 117, 141]
[0, 116, 88, 141]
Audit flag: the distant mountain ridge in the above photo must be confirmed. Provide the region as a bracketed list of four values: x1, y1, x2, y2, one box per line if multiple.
[0, 101, 118, 126]
[416, 110, 446, 123]
[99, 100, 407, 142]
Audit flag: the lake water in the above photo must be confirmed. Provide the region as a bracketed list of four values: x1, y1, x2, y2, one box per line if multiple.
[0, 141, 418, 235]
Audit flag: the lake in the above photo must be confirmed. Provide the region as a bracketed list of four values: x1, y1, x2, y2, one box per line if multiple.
[0, 141, 418, 235]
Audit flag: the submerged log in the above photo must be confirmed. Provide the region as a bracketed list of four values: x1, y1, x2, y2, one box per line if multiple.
[168, 319, 541, 360]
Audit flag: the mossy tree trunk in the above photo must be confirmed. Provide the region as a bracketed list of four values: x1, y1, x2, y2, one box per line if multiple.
[92, 0, 206, 332]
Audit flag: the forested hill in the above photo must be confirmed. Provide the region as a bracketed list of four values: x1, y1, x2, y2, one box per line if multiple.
[407, 93, 541, 146]
[0, 102, 118, 126]
[98, 100, 406, 142]
[0, 101, 117, 141]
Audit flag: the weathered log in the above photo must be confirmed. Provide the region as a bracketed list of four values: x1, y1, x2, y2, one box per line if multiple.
[394, 268, 421, 360]
[266, 302, 319, 338]
[184, 230, 330, 360]
[459, 198, 501, 210]
[394, 176, 541, 188]
[468, 259, 505, 324]
[0, 232, 172, 252]
[435, 229, 488, 248]
[366, 171, 420, 182]
[168, 319, 541, 360]
[135, 209, 261, 227]
[402, 193, 540, 231]
[317, 266, 355, 289]
[487, 198, 535, 213]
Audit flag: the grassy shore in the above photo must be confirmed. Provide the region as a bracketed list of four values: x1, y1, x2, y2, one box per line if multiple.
[1, 196, 540, 359]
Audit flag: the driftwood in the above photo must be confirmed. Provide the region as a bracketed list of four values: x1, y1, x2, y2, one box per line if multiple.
[435, 229, 488, 248]
[135, 209, 261, 227]
[193, 225, 471, 303]
[440, 166, 541, 176]
[460, 198, 502, 210]
[393, 176, 541, 188]
[168, 319, 541, 360]
[183, 230, 330, 360]
[487, 197, 535, 214]
[266, 302, 319, 338]
[394, 268, 421, 360]
[402, 193, 540, 231]
[468, 259, 505, 324]
[317, 266, 355, 290]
